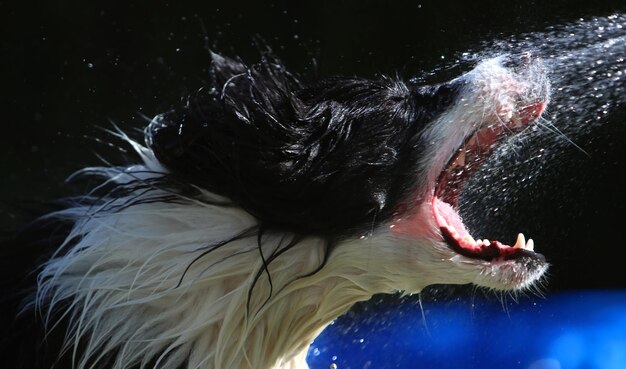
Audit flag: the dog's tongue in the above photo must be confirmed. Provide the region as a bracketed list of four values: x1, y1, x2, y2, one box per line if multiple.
[433, 196, 522, 259]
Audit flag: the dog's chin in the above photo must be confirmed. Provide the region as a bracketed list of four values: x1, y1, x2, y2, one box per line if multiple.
[447, 249, 548, 292]
[474, 253, 549, 291]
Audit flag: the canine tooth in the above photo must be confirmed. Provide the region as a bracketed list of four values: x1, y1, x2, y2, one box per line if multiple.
[482, 239, 491, 246]
[514, 233, 525, 248]
[526, 238, 534, 251]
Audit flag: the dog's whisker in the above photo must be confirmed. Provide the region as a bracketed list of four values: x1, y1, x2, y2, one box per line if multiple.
[536, 117, 590, 156]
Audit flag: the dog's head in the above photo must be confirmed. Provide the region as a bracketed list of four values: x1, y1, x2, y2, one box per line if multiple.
[146, 51, 550, 294]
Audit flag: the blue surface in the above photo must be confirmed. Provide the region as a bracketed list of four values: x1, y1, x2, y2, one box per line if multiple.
[308, 291, 626, 369]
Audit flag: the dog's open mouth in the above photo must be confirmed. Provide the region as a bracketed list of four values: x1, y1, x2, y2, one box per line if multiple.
[433, 101, 546, 261]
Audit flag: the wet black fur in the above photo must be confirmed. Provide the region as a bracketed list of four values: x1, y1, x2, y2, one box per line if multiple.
[147, 52, 460, 239]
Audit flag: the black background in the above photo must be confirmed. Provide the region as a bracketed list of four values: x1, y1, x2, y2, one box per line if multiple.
[2, 0, 625, 295]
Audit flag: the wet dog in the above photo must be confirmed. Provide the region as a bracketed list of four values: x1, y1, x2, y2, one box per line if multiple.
[6, 51, 549, 369]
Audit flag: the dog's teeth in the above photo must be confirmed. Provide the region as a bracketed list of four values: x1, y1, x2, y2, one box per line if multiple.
[514, 233, 525, 248]
[463, 234, 475, 245]
[504, 110, 513, 122]
[482, 239, 491, 246]
[526, 238, 534, 251]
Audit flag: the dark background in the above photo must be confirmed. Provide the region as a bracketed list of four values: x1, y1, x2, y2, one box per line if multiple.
[2, 2, 626, 368]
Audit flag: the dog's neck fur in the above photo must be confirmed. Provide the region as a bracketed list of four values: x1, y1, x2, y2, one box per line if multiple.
[36, 145, 449, 369]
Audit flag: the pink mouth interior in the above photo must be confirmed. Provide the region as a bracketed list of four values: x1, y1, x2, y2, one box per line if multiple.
[432, 102, 546, 260]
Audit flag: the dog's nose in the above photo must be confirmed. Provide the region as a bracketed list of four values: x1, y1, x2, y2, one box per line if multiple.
[501, 52, 534, 70]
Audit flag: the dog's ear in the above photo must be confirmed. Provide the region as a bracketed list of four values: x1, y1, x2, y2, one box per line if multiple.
[146, 52, 250, 166]
[210, 51, 248, 87]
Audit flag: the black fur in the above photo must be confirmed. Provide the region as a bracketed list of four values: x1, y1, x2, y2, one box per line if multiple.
[147, 52, 461, 239]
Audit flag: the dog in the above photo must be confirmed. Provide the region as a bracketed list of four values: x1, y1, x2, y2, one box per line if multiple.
[4, 50, 550, 369]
